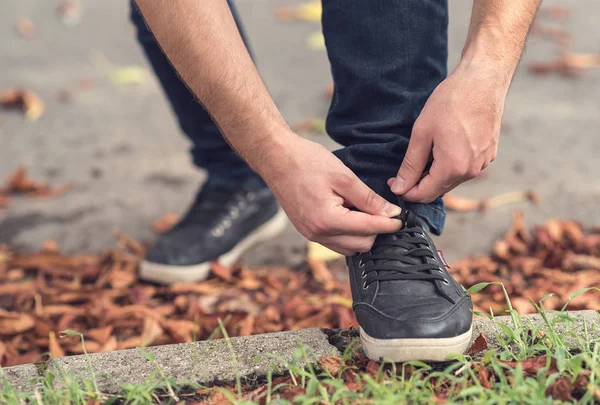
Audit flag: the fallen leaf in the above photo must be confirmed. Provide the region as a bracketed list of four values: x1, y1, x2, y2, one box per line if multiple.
[529, 51, 600, 77]
[307, 31, 325, 50]
[0, 311, 35, 334]
[0, 89, 45, 121]
[443, 194, 480, 212]
[318, 356, 342, 375]
[140, 317, 164, 347]
[211, 261, 233, 282]
[41, 240, 59, 254]
[540, 5, 570, 21]
[110, 66, 148, 85]
[307, 258, 336, 291]
[545, 376, 573, 401]
[0, 193, 9, 208]
[239, 314, 255, 336]
[15, 17, 35, 38]
[467, 332, 489, 355]
[307, 241, 341, 261]
[56, 0, 82, 27]
[274, 1, 321, 22]
[48, 331, 65, 358]
[152, 213, 179, 233]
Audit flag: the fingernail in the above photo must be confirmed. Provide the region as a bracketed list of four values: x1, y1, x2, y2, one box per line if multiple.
[390, 176, 405, 194]
[383, 202, 402, 217]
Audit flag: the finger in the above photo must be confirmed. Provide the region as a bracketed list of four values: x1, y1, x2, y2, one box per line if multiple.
[330, 208, 403, 236]
[390, 126, 433, 195]
[402, 160, 456, 203]
[337, 172, 402, 217]
[319, 234, 377, 255]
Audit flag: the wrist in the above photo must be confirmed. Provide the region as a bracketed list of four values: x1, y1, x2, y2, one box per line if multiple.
[455, 53, 513, 97]
[242, 124, 302, 182]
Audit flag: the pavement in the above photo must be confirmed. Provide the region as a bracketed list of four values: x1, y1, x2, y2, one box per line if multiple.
[1, 0, 599, 264]
[5, 310, 599, 393]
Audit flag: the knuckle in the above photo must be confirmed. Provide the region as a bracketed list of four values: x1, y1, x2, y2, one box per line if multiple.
[401, 156, 420, 175]
[467, 167, 481, 179]
[450, 161, 470, 178]
[309, 217, 330, 236]
[335, 171, 354, 189]
[364, 189, 380, 209]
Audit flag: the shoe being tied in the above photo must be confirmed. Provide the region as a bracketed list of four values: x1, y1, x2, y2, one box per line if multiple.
[347, 200, 472, 362]
[140, 180, 287, 284]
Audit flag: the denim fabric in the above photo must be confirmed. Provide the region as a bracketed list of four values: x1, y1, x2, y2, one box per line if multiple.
[130, 1, 266, 192]
[130, 0, 447, 234]
[323, 0, 448, 234]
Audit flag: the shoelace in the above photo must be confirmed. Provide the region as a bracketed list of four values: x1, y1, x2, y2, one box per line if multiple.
[358, 209, 454, 303]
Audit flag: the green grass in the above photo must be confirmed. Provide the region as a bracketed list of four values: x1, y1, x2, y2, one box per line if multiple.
[1, 286, 600, 404]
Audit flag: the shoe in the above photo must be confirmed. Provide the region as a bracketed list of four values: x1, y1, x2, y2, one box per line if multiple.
[347, 199, 472, 362]
[140, 181, 288, 284]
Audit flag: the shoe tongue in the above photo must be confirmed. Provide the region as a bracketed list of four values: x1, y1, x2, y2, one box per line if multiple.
[372, 200, 437, 295]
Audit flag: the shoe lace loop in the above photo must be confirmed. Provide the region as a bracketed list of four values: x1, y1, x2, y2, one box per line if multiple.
[359, 211, 451, 301]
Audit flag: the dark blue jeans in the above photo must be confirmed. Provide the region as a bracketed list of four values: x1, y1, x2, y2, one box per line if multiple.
[130, 0, 447, 234]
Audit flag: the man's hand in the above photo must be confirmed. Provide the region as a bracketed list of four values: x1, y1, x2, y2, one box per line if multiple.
[261, 136, 403, 256]
[388, 64, 504, 203]
[388, 0, 541, 203]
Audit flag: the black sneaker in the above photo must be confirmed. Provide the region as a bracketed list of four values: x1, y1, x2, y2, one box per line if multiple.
[140, 180, 287, 284]
[347, 199, 472, 362]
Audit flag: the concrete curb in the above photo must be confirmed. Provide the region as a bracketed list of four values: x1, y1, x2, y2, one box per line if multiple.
[3, 310, 599, 394]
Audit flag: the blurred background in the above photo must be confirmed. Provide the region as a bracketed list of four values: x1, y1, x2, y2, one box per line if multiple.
[1, 0, 598, 262]
[0, 0, 599, 366]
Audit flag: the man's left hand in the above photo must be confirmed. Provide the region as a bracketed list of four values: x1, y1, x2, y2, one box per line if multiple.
[388, 63, 508, 203]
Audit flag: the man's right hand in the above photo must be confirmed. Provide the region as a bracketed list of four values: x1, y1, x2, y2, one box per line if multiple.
[259, 136, 403, 256]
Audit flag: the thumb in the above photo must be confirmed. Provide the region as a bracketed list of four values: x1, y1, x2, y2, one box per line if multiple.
[391, 128, 432, 195]
[339, 173, 402, 217]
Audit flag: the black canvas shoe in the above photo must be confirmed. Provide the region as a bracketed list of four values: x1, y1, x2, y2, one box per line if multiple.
[347, 200, 472, 362]
[140, 181, 287, 284]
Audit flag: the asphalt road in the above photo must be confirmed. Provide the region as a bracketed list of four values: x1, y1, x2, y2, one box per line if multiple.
[1, 0, 599, 265]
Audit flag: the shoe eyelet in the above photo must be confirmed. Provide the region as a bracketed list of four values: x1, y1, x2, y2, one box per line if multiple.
[360, 270, 367, 279]
[222, 218, 232, 229]
[358, 259, 365, 268]
[246, 192, 256, 201]
[441, 279, 450, 285]
[211, 226, 225, 237]
[229, 207, 239, 219]
[362, 281, 369, 290]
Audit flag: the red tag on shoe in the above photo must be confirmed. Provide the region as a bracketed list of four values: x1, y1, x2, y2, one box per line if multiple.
[437, 250, 449, 267]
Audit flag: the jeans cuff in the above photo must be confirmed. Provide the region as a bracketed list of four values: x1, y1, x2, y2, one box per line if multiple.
[405, 201, 445, 236]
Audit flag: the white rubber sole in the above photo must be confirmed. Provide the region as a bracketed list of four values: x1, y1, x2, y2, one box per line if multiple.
[360, 326, 473, 362]
[139, 208, 288, 285]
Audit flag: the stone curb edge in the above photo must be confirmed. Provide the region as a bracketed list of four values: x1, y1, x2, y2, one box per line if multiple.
[3, 310, 598, 394]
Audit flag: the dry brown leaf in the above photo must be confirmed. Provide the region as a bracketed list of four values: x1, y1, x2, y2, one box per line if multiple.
[0, 193, 9, 208]
[0, 88, 45, 120]
[443, 194, 480, 212]
[307, 258, 335, 291]
[16, 17, 35, 38]
[467, 332, 489, 355]
[529, 52, 600, 77]
[86, 326, 114, 345]
[211, 261, 233, 282]
[540, 5, 570, 21]
[318, 356, 342, 375]
[48, 331, 65, 358]
[239, 314, 255, 336]
[41, 239, 60, 254]
[140, 317, 164, 347]
[0, 311, 35, 335]
[152, 213, 179, 233]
